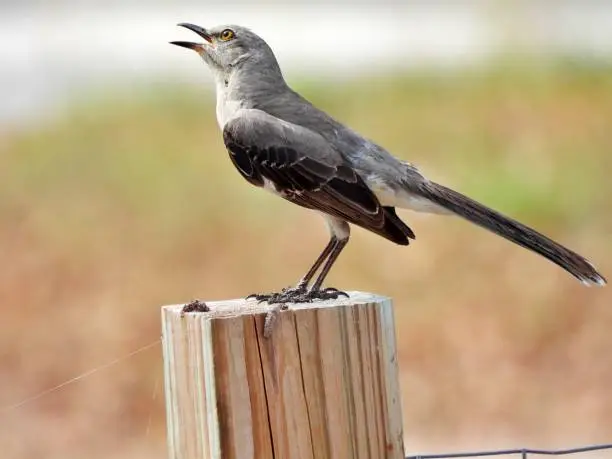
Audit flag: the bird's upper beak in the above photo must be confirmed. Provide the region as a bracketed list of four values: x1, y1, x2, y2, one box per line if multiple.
[170, 23, 213, 51]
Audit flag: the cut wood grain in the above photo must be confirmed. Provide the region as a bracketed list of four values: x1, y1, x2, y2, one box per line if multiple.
[162, 291, 404, 459]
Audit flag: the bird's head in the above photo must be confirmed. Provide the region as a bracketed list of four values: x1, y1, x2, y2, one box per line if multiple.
[171, 23, 281, 81]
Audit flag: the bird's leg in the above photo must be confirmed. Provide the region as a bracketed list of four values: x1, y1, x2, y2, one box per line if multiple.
[259, 237, 350, 304]
[302, 219, 350, 301]
[250, 219, 351, 304]
[310, 238, 348, 291]
[247, 236, 337, 303]
[304, 237, 350, 301]
[293, 236, 337, 290]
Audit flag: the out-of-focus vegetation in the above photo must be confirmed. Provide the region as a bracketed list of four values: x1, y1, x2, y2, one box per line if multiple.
[1, 63, 611, 459]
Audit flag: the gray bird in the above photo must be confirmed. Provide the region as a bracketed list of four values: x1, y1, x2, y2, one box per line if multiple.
[171, 23, 606, 303]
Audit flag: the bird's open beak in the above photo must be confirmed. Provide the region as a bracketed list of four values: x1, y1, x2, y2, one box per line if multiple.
[170, 23, 213, 51]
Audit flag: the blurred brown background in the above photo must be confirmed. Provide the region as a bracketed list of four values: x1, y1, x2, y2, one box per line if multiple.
[1, 2, 611, 459]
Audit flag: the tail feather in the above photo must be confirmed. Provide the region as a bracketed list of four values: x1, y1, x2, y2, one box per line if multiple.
[412, 180, 606, 286]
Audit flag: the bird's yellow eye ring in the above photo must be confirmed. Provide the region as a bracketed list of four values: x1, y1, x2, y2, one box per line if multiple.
[219, 29, 235, 41]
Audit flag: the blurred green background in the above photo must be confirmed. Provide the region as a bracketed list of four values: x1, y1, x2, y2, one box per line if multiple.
[1, 2, 611, 459]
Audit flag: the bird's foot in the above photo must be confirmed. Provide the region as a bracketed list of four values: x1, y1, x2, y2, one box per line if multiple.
[246, 284, 308, 304]
[247, 286, 349, 305]
[254, 287, 349, 338]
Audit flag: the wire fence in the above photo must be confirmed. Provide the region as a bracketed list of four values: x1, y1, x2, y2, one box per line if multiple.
[408, 442, 612, 459]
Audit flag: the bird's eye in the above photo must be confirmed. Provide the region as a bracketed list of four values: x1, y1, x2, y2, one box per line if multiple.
[219, 29, 235, 41]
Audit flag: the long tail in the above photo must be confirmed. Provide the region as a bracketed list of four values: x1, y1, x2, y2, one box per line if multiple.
[411, 180, 606, 286]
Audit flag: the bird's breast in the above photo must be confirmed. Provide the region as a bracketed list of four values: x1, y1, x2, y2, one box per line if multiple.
[216, 98, 243, 129]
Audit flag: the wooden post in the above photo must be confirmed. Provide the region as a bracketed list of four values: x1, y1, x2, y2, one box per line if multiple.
[161, 291, 405, 459]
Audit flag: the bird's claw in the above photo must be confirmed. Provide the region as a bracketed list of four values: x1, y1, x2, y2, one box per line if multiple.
[247, 284, 307, 304]
[319, 287, 349, 298]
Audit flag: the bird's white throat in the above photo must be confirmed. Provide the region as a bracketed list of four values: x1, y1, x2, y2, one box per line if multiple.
[213, 73, 244, 129]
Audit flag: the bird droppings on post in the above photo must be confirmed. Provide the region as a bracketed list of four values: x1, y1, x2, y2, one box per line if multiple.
[263, 303, 289, 338]
[180, 299, 209, 316]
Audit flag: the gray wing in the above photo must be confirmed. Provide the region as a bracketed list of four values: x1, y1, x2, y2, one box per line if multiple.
[223, 110, 414, 245]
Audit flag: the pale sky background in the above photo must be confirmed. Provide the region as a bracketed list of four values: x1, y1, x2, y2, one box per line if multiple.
[2, 1, 612, 126]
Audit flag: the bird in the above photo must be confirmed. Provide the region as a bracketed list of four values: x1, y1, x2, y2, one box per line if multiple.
[171, 23, 606, 303]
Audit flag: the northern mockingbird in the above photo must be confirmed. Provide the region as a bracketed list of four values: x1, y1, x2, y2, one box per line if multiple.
[171, 23, 606, 303]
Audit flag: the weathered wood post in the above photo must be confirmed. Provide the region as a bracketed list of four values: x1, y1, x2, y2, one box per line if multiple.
[162, 291, 405, 459]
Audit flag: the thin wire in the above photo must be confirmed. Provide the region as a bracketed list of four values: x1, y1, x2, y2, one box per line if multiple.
[0, 339, 161, 415]
[145, 370, 161, 439]
[3, 335, 610, 459]
[407, 443, 612, 459]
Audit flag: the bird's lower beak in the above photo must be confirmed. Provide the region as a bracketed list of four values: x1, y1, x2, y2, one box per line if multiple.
[170, 23, 213, 51]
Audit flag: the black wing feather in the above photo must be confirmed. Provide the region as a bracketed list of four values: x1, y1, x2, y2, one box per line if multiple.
[223, 117, 414, 245]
